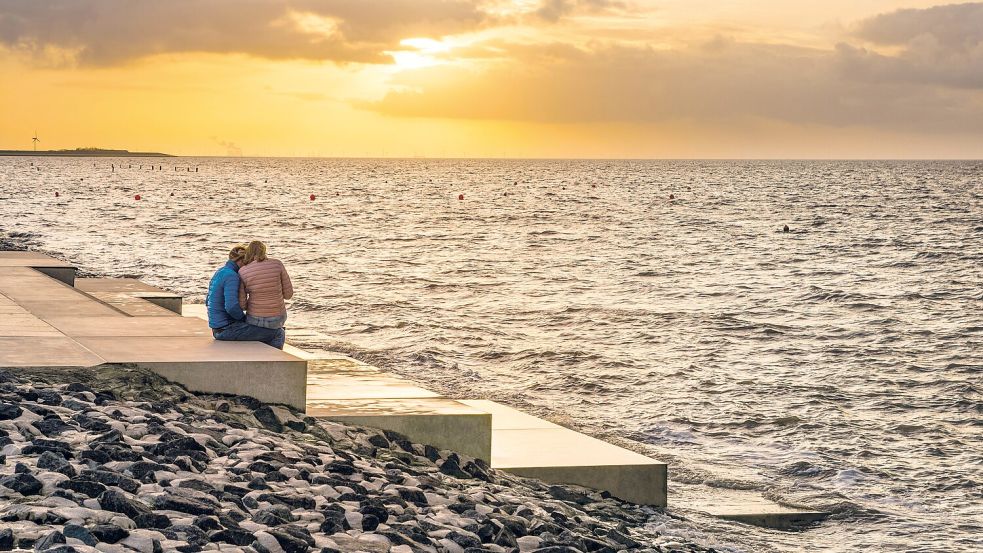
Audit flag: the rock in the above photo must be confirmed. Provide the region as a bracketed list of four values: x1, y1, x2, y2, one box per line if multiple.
[90, 524, 130, 544]
[324, 460, 355, 476]
[209, 528, 255, 546]
[0, 529, 11, 551]
[603, 529, 640, 549]
[0, 402, 21, 420]
[151, 493, 218, 516]
[547, 486, 591, 505]
[361, 514, 380, 532]
[56, 478, 107, 498]
[0, 472, 43, 495]
[38, 450, 77, 477]
[397, 488, 428, 505]
[63, 524, 98, 546]
[35, 531, 67, 550]
[134, 513, 173, 530]
[257, 493, 315, 511]
[439, 457, 471, 479]
[253, 505, 295, 526]
[516, 536, 543, 552]
[253, 406, 284, 433]
[99, 489, 151, 519]
[267, 525, 314, 553]
[80, 470, 140, 494]
[32, 416, 73, 436]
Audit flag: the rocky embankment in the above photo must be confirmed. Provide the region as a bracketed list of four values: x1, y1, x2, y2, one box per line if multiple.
[0, 366, 713, 553]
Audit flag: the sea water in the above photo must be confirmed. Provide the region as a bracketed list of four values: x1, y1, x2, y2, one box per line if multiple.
[1, 158, 980, 552]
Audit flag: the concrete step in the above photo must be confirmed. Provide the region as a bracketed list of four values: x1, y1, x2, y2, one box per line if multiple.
[305, 357, 490, 459]
[0, 251, 76, 285]
[76, 278, 183, 315]
[461, 400, 668, 506]
[308, 398, 492, 461]
[681, 488, 829, 529]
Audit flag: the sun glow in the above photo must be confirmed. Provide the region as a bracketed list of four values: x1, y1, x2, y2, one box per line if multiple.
[386, 37, 457, 70]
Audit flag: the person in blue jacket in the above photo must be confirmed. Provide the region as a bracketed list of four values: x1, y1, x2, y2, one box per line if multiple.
[207, 245, 285, 349]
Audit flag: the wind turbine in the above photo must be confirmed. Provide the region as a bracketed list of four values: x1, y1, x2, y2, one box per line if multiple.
[32, 131, 40, 152]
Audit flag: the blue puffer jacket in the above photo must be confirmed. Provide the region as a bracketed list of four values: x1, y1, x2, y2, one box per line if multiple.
[206, 260, 245, 329]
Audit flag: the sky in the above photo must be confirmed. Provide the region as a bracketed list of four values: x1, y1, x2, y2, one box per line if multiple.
[0, 0, 981, 158]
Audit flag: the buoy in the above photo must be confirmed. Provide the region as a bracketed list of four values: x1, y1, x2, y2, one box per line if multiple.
[310, 194, 316, 201]
[134, 194, 141, 201]
[458, 194, 464, 201]
[170, 192, 174, 197]
[591, 184, 596, 189]
[783, 225, 790, 233]
[669, 193, 675, 200]
[55, 192, 59, 197]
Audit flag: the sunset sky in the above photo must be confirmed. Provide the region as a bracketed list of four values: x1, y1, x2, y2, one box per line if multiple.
[1, 1, 981, 158]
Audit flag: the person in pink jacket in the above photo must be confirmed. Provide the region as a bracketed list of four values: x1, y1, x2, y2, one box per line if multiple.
[238, 241, 293, 344]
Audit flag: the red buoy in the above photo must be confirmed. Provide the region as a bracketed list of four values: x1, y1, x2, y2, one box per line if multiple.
[310, 194, 316, 201]
[134, 194, 141, 201]
[458, 194, 464, 201]
[55, 192, 59, 197]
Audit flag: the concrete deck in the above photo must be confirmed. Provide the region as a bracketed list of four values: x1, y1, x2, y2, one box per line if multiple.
[0, 252, 307, 408]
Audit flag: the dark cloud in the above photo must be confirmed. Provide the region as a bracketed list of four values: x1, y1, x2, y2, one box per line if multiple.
[841, 2, 983, 88]
[854, 2, 983, 47]
[0, 0, 491, 65]
[533, 0, 627, 23]
[367, 39, 983, 133]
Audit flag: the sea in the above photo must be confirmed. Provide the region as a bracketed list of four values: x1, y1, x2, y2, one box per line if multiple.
[1, 157, 980, 552]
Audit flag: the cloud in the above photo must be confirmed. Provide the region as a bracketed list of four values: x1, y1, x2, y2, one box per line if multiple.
[0, 0, 492, 66]
[211, 137, 243, 156]
[840, 2, 983, 88]
[365, 37, 983, 133]
[533, 0, 628, 23]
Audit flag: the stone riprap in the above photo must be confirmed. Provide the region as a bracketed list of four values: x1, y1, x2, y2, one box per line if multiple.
[0, 366, 714, 553]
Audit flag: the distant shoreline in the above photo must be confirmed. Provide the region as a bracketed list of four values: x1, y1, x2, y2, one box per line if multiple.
[0, 148, 172, 157]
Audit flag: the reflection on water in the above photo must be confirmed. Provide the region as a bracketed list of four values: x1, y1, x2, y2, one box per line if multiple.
[2, 158, 981, 552]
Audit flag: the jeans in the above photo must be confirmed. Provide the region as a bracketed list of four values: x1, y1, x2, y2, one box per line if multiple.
[213, 321, 285, 349]
[247, 313, 287, 329]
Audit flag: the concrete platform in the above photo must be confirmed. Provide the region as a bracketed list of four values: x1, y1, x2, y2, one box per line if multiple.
[0, 256, 308, 409]
[461, 400, 667, 506]
[309, 398, 492, 460]
[683, 489, 829, 529]
[76, 278, 183, 315]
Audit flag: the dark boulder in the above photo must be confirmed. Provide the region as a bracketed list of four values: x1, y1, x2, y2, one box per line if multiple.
[62, 524, 98, 547]
[0, 473, 43, 495]
[38, 451, 77, 477]
[90, 524, 129, 544]
[0, 403, 21, 420]
[99, 489, 151, 519]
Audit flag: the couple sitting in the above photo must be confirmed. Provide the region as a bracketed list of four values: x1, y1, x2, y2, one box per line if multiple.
[206, 241, 292, 349]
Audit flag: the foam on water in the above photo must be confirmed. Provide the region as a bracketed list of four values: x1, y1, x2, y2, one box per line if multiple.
[1, 157, 981, 552]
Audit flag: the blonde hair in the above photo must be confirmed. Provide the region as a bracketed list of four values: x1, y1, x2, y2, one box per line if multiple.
[243, 241, 268, 265]
[228, 244, 247, 263]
